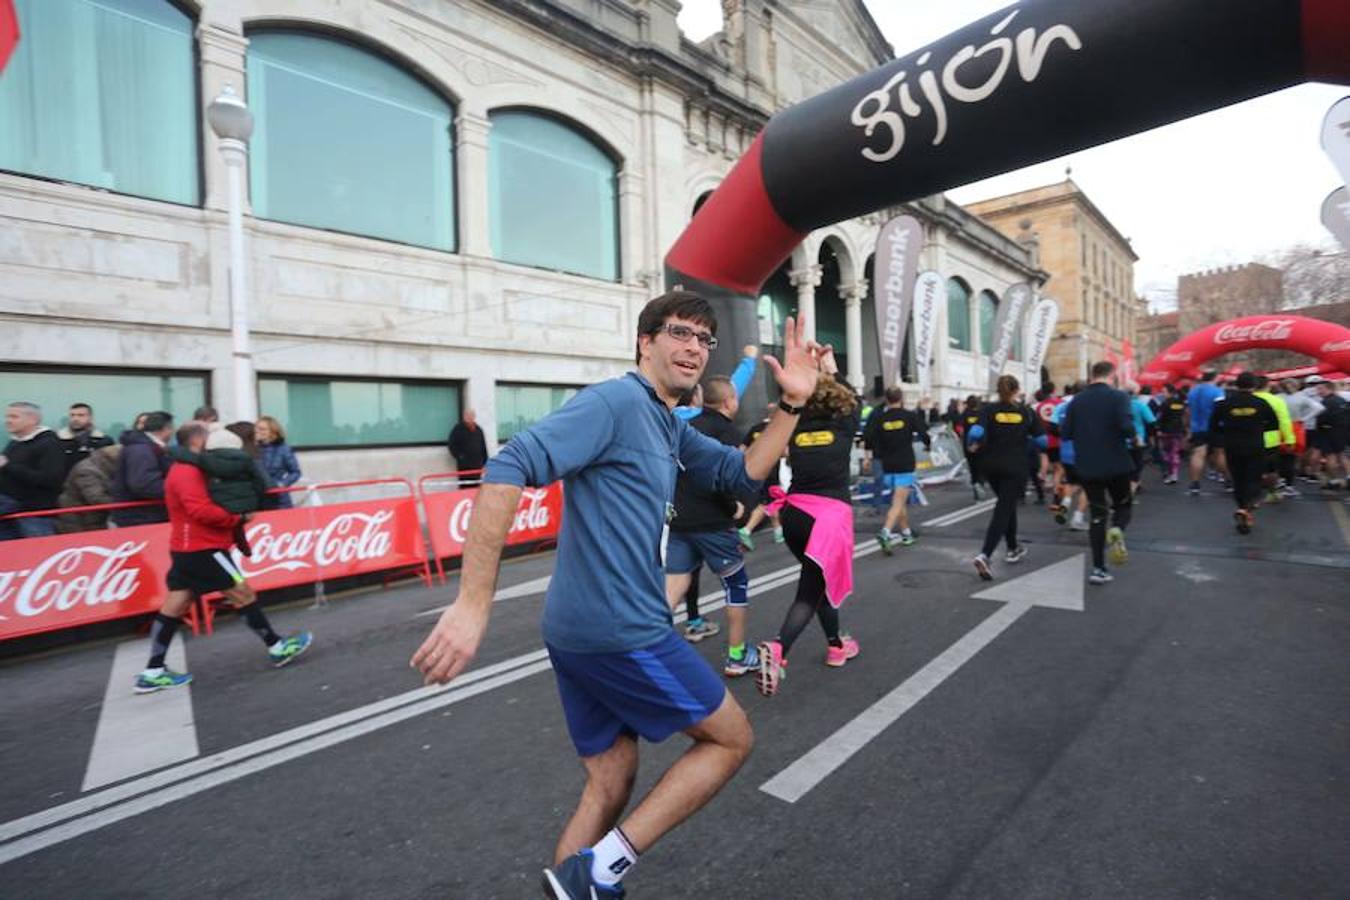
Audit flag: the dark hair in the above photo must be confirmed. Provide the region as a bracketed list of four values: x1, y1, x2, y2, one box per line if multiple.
[193, 405, 219, 422]
[142, 411, 173, 433]
[634, 290, 716, 365]
[1235, 371, 1259, 390]
[226, 420, 259, 458]
[1254, 374, 1269, 389]
[1200, 371, 1217, 383]
[996, 374, 1020, 403]
[176, 423, 207, 446]
[1140, 386, 1153, 395]
[884, 386, 904, 405]
[1164, 382, 1177, 394]
[1064, 382, 1080, 396]
[1042, 381, 1056, 395]
[1090, 360, 1116, 380]
[69, 402, 92, 413]
[702, 375, 734, 408]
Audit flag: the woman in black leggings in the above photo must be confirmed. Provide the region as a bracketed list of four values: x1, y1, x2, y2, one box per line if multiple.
[970, 375, 1045, 581]
[757, 358, 861, 696]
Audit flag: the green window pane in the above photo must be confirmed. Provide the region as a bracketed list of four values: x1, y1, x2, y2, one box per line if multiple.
[0, 0, 198, 204]
[495, 383, 580, 444]
[0, 368, 207, 437]
[247, 33, 455, 250]
[978, 290, 999, 356]
[946, 279, 971, 351]
[258, 376, 459, 448]
[489, 111, 618, 281]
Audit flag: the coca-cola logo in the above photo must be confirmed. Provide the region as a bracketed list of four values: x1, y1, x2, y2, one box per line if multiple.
[0, 541, 148, 619]
[1213, 319, 1294, 345]
[447, 489, 553, 544]
[1162, 351, 1193, 363]
[1321, 339, 1350, 354]
[236, 511, 394, 578]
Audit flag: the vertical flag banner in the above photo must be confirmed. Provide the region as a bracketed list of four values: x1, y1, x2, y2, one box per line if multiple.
[1322, 187, 1350, 248]
[912, 270, 944, 394]
[1024, 297, 1061, 384]
[0, 0, 18, 73]
[872, 215, 923, 389]
[986, 283, 1034, 392]
[1321, 96, 1350, 188]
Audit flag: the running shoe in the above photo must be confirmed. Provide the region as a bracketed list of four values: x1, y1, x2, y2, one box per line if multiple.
[825, 635, 861, 668]
[1278, 484, 1300, 498]
[684, 618, 721, 642]
[133, 668, 192, 694]
[268, 631, 313, 668]
[1052, 504, 1068, 525]
[973, 484, 988, 501]
[1163, 475, 1178, 485]
[756, 640, 786, 696]
[1106, 527, 1128, 566]
[972, 553, 993, 581]
[736, 527, 755, 551]
[876, 529, 894, 556]
[1234, 509, 1253, 535]
[723, 644, 760, 677]
[1069, 512, 1088, 531]
[542, 849, 626, 899]
[1088, 567, 1114, 585]
[1188, 482, 1200, 496]
[1004, 545, 1028, 564]
[898, 530, 916, 546]
[1264, 489, 1282, 505]
[773, 527, 785, 544]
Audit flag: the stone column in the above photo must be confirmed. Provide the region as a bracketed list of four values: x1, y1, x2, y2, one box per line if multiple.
[789, 264, 821, 341]
[617, 168, 645, 284]
[841, 281, 867, 391]
[456, 110, 492, 258]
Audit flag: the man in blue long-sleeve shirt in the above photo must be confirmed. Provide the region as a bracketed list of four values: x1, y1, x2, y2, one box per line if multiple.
[1062, 360, 1136, 586]
[412, 291, 822, 899]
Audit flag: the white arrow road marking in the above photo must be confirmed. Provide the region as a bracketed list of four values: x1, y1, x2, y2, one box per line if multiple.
[759, 554, 1087, 803]
[82, 641, 198, 792]
[923, 498, 997, 528]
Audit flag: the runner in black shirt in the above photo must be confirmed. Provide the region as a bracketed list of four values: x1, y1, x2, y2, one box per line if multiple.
[960, 397, 987, 500]
[969, 375, 1044, 580]
[1211, 371, 1280, 533]
[757, 356, 862, 695]
[1155, 384, 1188, 484]
[862, 387, 930, 552]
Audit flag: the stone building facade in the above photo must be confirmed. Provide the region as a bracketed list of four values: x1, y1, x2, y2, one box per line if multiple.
[1, 0, 1041, 485]
[964, 179, 1145, 388]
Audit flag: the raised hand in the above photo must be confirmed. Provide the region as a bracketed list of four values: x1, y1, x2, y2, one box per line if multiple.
[762, 315, 822, 407]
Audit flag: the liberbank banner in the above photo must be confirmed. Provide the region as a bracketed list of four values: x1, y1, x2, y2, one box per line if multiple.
[987, 283, 1034, 392]
[872, 215, 924, 389]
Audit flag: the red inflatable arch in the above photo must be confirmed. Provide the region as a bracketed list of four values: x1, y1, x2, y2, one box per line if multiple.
[1138, 315, 1350, 386]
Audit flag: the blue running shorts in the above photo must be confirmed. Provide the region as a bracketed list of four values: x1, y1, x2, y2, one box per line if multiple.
[883, 471, 916, 490]
[663, 528, 743, 577]
[547, 630, 727, 757]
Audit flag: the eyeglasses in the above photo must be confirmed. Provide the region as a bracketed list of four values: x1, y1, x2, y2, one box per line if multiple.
[657, 323, 718, 350]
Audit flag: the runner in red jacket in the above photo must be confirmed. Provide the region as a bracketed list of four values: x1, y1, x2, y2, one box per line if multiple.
[134, 423, 313, 694]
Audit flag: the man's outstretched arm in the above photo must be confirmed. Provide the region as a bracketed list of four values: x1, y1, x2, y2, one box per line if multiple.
[410, 482, 522, 685]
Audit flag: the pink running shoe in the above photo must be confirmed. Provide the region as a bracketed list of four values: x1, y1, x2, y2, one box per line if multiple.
[825, 635, 860, 668]
[756, 640, 786, 696]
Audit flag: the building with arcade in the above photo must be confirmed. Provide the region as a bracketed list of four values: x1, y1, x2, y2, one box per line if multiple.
[1, 0, 1043, 483]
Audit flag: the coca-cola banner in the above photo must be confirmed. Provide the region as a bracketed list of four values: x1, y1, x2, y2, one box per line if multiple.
[423, 483, 563, 566]
[0, 525, 170, 640]
[1139, 314, 1350, 387]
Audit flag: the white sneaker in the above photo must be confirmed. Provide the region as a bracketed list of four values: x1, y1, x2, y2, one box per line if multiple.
[1069, 513, 1088, 531]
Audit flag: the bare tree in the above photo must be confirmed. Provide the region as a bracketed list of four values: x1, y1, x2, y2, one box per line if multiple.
[1277, 245, 1350, 310]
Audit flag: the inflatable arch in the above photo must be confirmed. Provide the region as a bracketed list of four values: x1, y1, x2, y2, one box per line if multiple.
[1137, 314, 1350, 386]
[663, 0, 1349, 413]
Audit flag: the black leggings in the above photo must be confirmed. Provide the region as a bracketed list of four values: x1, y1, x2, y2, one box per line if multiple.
[1227, 451, 1265, 511]
[684, 568, 702, 621]
[776, 504, 842, 656]
[1083, 475, 1133, 568]
[981, 471, 1023, 557]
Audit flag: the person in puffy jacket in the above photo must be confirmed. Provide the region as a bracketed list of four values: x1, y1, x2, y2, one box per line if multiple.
[58, 444, 122, 533]
[166, 427, 270, 516]
[110, 412, 174, 527]
[256, 415, 301, 508]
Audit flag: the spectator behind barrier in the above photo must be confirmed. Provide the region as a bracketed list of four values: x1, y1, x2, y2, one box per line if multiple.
[447, 408, 488, 485]
[110, 411, 174, 527]
[58, 402, 114, 478]
[58, 443, 122, 533]
[256, 415, 301, 508]
[167, 425, 270, 516]
[0, 401, 67, 540]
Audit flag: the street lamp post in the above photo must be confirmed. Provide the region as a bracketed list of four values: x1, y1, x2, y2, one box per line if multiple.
[207, 84, 257, 422]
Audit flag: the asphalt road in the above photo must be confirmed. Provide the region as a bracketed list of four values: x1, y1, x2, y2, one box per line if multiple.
[2, 469, 1347, 900]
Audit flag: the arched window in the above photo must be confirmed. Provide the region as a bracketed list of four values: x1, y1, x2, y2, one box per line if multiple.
[489, 110, 619, 281]
[0, 0, 198, 204]
[247, 32, 455, 250]
[978, 290, 1000, 356]
[692, 191, 714, 217]
[947, 278, 972, 351]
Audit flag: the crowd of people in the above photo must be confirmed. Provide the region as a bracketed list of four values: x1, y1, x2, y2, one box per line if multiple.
[0, 402, 302, 540]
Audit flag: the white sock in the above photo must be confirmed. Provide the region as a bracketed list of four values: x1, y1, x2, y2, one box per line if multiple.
[590, 827, 638, 886]
[901, 528, 913, 537]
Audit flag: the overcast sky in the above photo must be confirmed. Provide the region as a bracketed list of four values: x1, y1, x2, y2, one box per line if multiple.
[678, 0, 1347, 310]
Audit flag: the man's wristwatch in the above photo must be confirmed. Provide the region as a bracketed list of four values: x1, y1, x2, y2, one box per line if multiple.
[778, 398, 805, 416]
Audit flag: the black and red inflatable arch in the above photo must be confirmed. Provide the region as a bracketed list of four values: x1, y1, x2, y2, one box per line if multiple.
[665, 0, 1349, 413]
